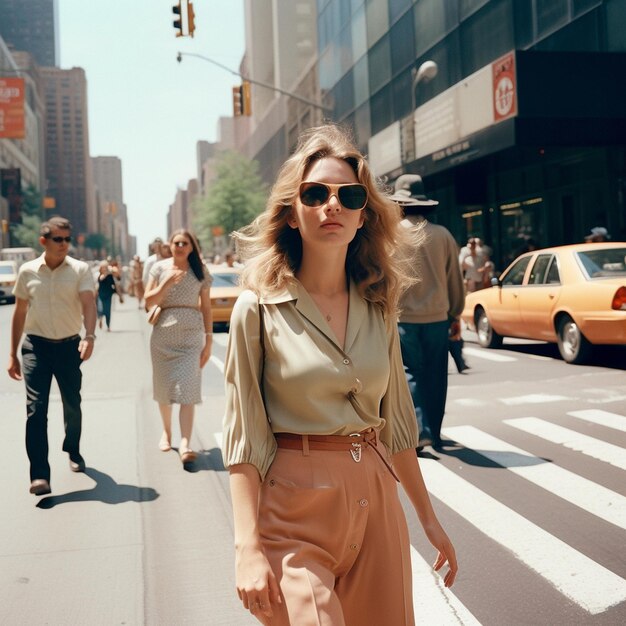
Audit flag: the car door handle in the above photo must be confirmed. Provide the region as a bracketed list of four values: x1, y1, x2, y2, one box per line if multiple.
[548, 293, 555, 299]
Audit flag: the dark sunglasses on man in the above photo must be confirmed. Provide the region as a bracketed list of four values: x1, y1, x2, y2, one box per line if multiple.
[48, 236, 72, 243]
[299, 182, 368, 211]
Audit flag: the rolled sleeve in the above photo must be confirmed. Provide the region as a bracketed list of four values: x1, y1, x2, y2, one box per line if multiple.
[222, 290, 277, 480]
[379, 317, 419, 454]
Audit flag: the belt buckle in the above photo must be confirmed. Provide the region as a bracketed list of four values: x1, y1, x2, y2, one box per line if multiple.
[349, 433, 362, 463]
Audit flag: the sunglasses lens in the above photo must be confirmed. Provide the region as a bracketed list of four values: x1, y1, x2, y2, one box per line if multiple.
[51, 236, 71, 243]
[300, 183, 329, 207]
[338, 184, 367, 210]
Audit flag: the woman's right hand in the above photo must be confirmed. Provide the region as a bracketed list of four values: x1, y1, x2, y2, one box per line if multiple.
[235, 540, 281, 619]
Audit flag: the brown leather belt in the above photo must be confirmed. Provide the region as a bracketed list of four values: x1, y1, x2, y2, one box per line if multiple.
[274, 429, 399, 481]
[275, 429, 377, 451]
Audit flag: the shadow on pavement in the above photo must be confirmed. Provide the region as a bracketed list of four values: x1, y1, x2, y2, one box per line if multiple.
[435, 444, 553, 468]
[36, 467, 159, 509]
[179, 447, 226, 473]
[477, 341, 626, 370]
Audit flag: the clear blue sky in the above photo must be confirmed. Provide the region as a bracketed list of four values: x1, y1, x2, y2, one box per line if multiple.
[58, 0, 245, 255]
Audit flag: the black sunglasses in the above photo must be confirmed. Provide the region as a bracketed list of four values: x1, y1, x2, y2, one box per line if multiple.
[299, 182, 368, 211]
[49, 236, 72, 243]
[173, 241, 190, 248]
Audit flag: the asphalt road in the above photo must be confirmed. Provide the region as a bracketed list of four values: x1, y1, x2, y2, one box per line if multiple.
[0, 296, 624, 625]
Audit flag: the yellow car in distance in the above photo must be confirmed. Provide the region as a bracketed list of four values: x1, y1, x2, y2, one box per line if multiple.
[461, 242, 626, 364]
[205, 264, 242, 330]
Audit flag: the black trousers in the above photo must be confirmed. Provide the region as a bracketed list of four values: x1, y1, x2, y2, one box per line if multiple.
[21, 335, 83, 481]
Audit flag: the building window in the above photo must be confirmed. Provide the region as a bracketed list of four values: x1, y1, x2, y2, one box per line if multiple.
[370, 84, 393, 135]
[414, 0, 459, 57]
[368, 35, 391, 94]
[351, 4, 367, 62]
[365, 0, 389, 48]
[535, 0, 569, 38]
[459, 0, 514, 76]
[388, 0, 411, 24]
[390, 10, 415, 76]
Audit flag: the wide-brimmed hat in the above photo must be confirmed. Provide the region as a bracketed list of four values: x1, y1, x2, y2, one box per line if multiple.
[389, 174, 439, 207]
[584, 226, 610, 240]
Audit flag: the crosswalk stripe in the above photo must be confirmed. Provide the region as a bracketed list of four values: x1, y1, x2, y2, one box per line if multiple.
[500, 393, 570, 405]
[213, 431, 223, 450]
[462, 347, 516, 362]
[420, 459, 626, 614]
[213, 333, 229, 348]
[504, 417, 626, 471]
[443, 425, 626, 531]
[209, 355, 225, 373]
[567, 409, 626, 432]
[410, 545, 481, 625]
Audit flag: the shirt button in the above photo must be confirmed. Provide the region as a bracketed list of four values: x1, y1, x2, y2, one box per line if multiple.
[351, 378, 363, 394]
[343, 358, 350, 365]
[359, 499, 368, 507]
[350, 543, 359, 550]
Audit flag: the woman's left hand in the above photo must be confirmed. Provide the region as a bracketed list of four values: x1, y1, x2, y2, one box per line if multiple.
[424, 522, 458, 587]
[200, 339, 212, 368]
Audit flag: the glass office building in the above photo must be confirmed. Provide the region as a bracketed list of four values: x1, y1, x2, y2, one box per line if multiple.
[307, 0, 626, 265]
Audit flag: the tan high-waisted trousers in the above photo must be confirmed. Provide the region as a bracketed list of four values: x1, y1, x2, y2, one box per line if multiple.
[257, 433, 415, 626]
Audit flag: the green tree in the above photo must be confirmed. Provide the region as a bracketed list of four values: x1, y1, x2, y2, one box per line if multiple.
[10, 185, 43, 247]
[11, 214, 43, 249]
[84, 232, 108, 257]
[192, 151, 268, 252]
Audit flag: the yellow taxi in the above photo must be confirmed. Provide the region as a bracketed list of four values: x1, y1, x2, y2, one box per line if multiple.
[206, 264, 242, 329]
[461, 242, 626, 364]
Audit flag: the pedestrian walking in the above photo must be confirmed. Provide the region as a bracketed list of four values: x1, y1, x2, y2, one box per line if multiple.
[459, 236, 487, 292]
[222, 125, 457, 625]
[7, 216, 97, 496]
[142, 237, 164, 288]
[144, 229, 213, 466]
[129, 255, 144, 307]
[390, 175, 466, 449]
[96, 260, 118, 331]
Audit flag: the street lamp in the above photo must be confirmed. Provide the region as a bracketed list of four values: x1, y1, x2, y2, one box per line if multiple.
[410, 60, 438, 113]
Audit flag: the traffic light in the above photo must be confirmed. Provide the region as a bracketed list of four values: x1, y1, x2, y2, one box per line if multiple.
[232, 85, 242, 117]
[187, 2, 196, 37]
[241, 81, 252, 116]
[232, 83, 252, 117]
[172, 2, 183, 37]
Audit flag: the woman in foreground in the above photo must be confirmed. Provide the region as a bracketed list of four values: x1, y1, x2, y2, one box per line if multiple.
[222, 125, 457, 625]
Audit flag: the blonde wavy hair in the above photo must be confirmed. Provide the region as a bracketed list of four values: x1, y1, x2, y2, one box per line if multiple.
[234, 124, 419, 317]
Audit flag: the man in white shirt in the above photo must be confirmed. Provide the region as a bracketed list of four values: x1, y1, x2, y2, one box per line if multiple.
[7, 216, 97, 496]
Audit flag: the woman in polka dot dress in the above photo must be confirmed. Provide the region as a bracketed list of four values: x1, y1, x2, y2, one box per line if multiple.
[144, 229, 213, 465]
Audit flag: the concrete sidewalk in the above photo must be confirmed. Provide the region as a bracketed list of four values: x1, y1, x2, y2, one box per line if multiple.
[0, 296, 252, 625]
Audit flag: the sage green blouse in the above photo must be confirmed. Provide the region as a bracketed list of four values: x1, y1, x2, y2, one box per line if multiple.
[222, 279, 419, 480]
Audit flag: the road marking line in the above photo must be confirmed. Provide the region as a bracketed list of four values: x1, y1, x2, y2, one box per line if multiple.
[209, 355, 224, 373]
[463, 347, 516, 362]
[568, 409, 626, 431]
[213, 431, 222, 450]
[213, 333, 229, 347]
[410, 545, 480, 625]
[443, 425, 626, 531]
[504, 417, 626, 471]
[420, 459, 626, 614]
[453, 398, 490, 407]
[500, 393, 570, 405]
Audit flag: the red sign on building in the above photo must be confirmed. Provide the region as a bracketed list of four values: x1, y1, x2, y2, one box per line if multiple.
[492, 52, 517, 123]
[0, 77, 25, 139]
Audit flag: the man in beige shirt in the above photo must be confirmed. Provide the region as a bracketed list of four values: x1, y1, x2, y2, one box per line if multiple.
[7, 216, 97, 496]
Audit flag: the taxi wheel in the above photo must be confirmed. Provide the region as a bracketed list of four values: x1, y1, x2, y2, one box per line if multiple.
[476, 308, 503, 349]
[557, 315, 592, 364]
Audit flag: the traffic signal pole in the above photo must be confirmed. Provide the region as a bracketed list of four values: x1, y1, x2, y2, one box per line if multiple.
[176, 52, 331, 114]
